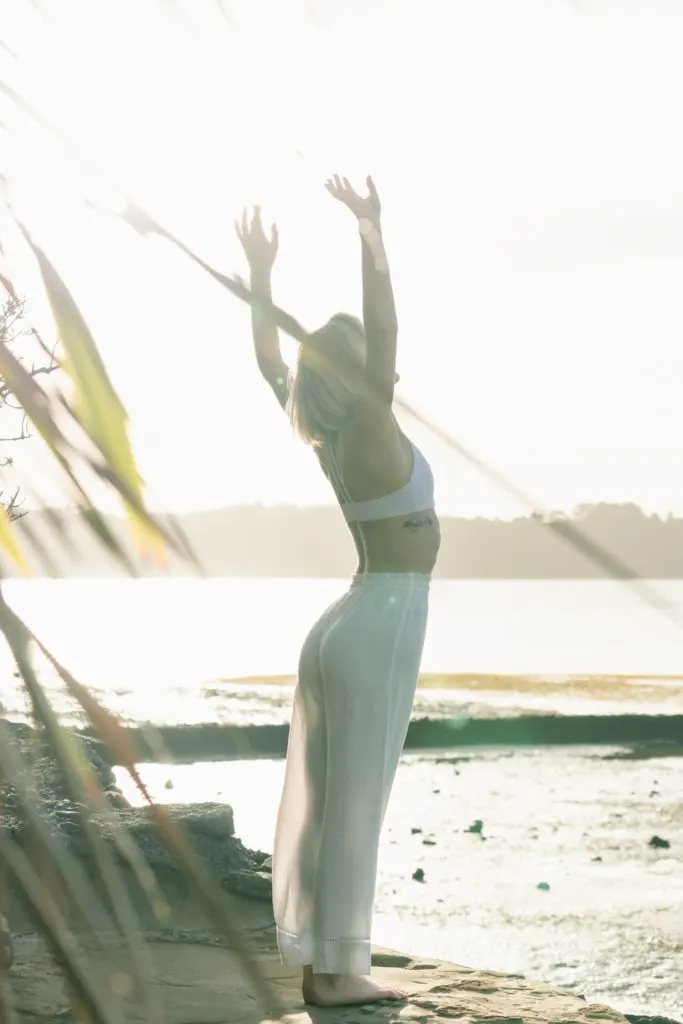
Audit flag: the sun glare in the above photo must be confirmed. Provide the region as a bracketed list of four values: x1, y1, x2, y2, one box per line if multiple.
[2, 0, 683, 516]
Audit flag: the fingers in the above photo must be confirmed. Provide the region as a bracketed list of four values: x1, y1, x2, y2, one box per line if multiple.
[235, 207, 248, 240]
[326, 174, 367, 200]
[270, 223, 279, 248]
[236, 205, 270, 241]
[367, 174, 378, 198]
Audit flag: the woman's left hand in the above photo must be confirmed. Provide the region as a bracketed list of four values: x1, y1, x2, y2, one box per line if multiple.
[325, 175, 381, 223]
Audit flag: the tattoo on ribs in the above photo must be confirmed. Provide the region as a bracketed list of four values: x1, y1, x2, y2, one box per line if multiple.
[403, 515, 434, 533]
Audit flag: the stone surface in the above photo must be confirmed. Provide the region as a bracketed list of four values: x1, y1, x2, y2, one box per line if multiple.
[4, 801, 273, 938]
[3, 722, 127, 840]
[89, 802, 273, 901]
[5, 932, 645, 1024]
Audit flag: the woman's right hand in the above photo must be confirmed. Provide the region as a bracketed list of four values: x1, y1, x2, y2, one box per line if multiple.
[235, 206, 279, 274]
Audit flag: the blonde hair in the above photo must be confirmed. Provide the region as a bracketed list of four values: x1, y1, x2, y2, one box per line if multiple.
[287, 314, 366, 447]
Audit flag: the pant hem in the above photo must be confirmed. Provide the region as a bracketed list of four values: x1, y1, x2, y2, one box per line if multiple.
[277, 926, 372, 975]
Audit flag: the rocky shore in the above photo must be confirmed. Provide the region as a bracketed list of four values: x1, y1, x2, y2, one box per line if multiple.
[2, 727, 681, 1024]
[2, 798, 658, 1024]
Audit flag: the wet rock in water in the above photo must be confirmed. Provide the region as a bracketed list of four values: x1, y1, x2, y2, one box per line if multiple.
[591, 856, 603, 862]
[412, 868, 426, 882]
[422, 837, 437, 846]
[649, 790, 660, 797]
[164, 779, 174, 790]
[536, 881, 551, 891]
[411, 826, 423, 834]
[465, 819, 484, 834]
[433, 789, 441, 794]
[649, 835, 671, 849]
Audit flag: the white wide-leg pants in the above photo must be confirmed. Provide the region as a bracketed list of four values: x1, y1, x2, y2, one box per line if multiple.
[272, 572, 430, 975]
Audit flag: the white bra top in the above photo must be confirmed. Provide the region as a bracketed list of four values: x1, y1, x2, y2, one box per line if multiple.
[326, 439, 435, 523]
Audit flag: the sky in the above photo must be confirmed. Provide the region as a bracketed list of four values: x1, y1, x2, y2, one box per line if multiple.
[1, 0, 683, 518]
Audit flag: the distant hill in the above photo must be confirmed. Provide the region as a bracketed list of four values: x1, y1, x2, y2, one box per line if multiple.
[6, 502, 683, 579]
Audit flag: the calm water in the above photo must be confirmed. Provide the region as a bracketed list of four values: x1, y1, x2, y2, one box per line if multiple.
[1, 578, 683, 723]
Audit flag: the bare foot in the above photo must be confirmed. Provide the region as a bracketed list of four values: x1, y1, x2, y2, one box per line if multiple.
[302, 969, 407, 1007]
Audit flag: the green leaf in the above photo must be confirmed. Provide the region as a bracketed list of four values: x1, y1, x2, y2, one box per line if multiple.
[15, 224, 166, 564]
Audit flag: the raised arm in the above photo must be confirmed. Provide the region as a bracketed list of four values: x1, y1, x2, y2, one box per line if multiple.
[235, 206, 288, 410]
[325, 175, 398, 411]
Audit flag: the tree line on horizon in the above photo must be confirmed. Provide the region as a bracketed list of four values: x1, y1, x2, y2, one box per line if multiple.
[10, 500, 683, 578]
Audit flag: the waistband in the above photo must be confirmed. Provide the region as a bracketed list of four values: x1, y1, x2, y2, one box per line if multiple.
[350, 572, 431, 592]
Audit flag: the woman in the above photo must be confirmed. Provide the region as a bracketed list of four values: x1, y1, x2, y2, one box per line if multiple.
[236, 175, 440, 1007]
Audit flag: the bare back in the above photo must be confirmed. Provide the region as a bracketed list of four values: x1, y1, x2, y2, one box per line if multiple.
[319, 414, 441, 575]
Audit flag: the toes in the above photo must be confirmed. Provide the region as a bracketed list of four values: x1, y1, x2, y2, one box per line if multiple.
[383, 987, 408, 1001]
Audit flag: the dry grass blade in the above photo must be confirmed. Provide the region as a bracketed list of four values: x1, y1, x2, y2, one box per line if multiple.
[28, 636, 282, 1015]
[0, 830, 126, 1024]
[0, 596, 165, 1024]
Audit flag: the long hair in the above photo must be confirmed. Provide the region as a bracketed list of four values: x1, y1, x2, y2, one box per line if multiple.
[287, 313, 366, 447]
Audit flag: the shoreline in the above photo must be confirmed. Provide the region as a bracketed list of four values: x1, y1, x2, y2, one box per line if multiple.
[6, 767, 682, 1023]
[77, 715, 683, 764]
[5, 733, 681, 1020]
